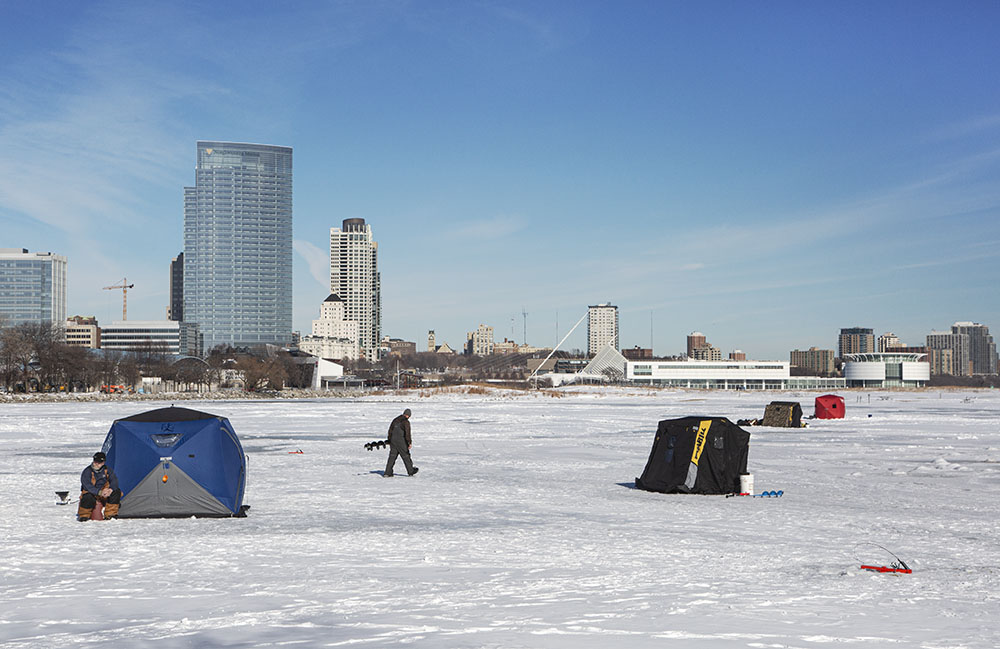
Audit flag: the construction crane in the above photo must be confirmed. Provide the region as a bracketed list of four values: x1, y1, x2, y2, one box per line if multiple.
[103, 278, 135, 320]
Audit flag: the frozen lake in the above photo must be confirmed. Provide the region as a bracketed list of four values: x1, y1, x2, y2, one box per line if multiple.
[2, 387, 999, 648]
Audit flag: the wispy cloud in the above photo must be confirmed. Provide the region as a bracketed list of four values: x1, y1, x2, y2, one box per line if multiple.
[293, 239, 329, 288]
[449, 214, 527, 240]
[0, 11, 223, 235]
[893, 249, 1000, 271]
[0, 6, 243, 319]
[924, 113, 1000, 142]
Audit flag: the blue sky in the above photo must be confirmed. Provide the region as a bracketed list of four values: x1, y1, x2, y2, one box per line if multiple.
[2, 1, 999, 359]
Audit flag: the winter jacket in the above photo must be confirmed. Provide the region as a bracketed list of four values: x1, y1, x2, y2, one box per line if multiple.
[81, 464, 119, 498]
[387, 414, 412, 446]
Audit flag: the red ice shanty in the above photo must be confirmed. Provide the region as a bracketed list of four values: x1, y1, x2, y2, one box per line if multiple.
[814, 394, 845, 419]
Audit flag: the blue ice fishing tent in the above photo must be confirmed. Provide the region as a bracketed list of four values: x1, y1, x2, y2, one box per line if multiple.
[102, 406, 248, 518]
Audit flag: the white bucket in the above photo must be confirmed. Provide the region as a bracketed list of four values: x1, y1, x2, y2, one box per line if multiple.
[739, 473, 754, 494]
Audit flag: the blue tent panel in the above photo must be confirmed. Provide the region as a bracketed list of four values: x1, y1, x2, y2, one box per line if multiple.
[103, 407, 247, 517]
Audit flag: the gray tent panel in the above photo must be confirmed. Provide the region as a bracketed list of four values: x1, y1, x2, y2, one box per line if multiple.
[119, 463, 232, 518]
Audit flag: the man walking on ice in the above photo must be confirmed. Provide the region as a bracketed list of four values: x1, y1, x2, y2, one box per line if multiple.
[384, 408, 418, 477]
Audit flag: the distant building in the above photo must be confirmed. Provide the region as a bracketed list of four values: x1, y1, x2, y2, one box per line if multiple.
[427, 330, 435, 352]
[582, 344, 628, 380]
[691, 345, 722, 361]
[383, 337, 416, 357]
[330, 218, 381, 360]
[308, 357, 345, 390]
[790, 347, 835, 376]
[588, 303, 619, 357]
[298, 294, 360, 361]
[101, 320, 199, 356]
[891, 345, 952, 376]
[951, 322, 997, 375]
[623, 346, 653, 360]
[493, 338, 519, 355]
[434, 342, 457, 354]
[626, 359, 844, 390]
[839, 327, 875, 358]
[167, 253, 183, 321]
[0, 248, 67, 326]
[687, 332, 707, 358]
[183, 141, 293, 350]
[877, 332, 901, 352]
[686, 331, 722, 360]
[65, 316, 100, 349]
[926, 330, 970, 376]
[529, 357, 591, 374]
[843, 352, 929, 388]
[728, 350, 746, 362]
[466, 324, 494, 356]
[929, 348, 955, 376]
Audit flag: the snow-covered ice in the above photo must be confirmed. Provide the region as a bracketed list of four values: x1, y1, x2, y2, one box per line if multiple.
[3, 387, 999, 648]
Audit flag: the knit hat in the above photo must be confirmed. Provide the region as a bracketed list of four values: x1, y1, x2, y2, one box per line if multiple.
[403, 408, 411, 417]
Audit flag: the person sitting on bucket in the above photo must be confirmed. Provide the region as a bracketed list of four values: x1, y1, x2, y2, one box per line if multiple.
[77, 452, 121, 521]
[384, 409, 418, 477]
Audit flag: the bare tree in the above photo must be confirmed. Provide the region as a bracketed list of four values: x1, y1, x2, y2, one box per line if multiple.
[236, 355, 288, 391]
[166, 357, 211, 391]
[0, 325, 34, 391]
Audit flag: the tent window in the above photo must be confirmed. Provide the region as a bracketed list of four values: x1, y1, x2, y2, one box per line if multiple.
[151, 433, 184, 447]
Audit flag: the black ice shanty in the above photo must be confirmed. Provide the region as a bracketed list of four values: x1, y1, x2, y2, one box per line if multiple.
[635, 417, 750, 495]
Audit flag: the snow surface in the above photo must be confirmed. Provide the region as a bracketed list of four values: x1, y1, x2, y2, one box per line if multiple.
[3, 387, 1000, 648]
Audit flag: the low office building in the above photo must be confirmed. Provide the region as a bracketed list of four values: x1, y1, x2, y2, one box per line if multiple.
[100, 320, 197, 355]
[382, 337, 416, 357]
[625, 359, 845, 390]
[65, 316, 100, 348]
[623, 346, 653, 360]
[842, 352, 929, 388]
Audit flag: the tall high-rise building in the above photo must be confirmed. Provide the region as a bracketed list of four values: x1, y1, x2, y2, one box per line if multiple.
[951, 322, 997, 375]
[687, 332, 707, 358]
[167, 253, 183, 321]
[588, 303, 619, 356]
[330, 218, 380, 360]
[838, 327, 875, 358]
[183, 142, 293, 351]
[878, 332, 901, 352]
[0, 248, 67, 325]
[466, 324, 494, 356]
[686, 331, 723, 360]
[926, 330, 970, 376]
[790, 347, 835, 376]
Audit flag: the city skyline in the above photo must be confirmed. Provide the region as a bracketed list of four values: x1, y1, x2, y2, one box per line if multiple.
[2, 3, 999, 360]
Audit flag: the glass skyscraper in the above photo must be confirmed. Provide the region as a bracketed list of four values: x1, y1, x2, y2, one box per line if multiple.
[0, 248, 67, 326]
[183, 142, 292, 351]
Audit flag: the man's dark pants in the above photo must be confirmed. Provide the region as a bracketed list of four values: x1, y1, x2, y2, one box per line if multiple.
[384, 432, 415, 476]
